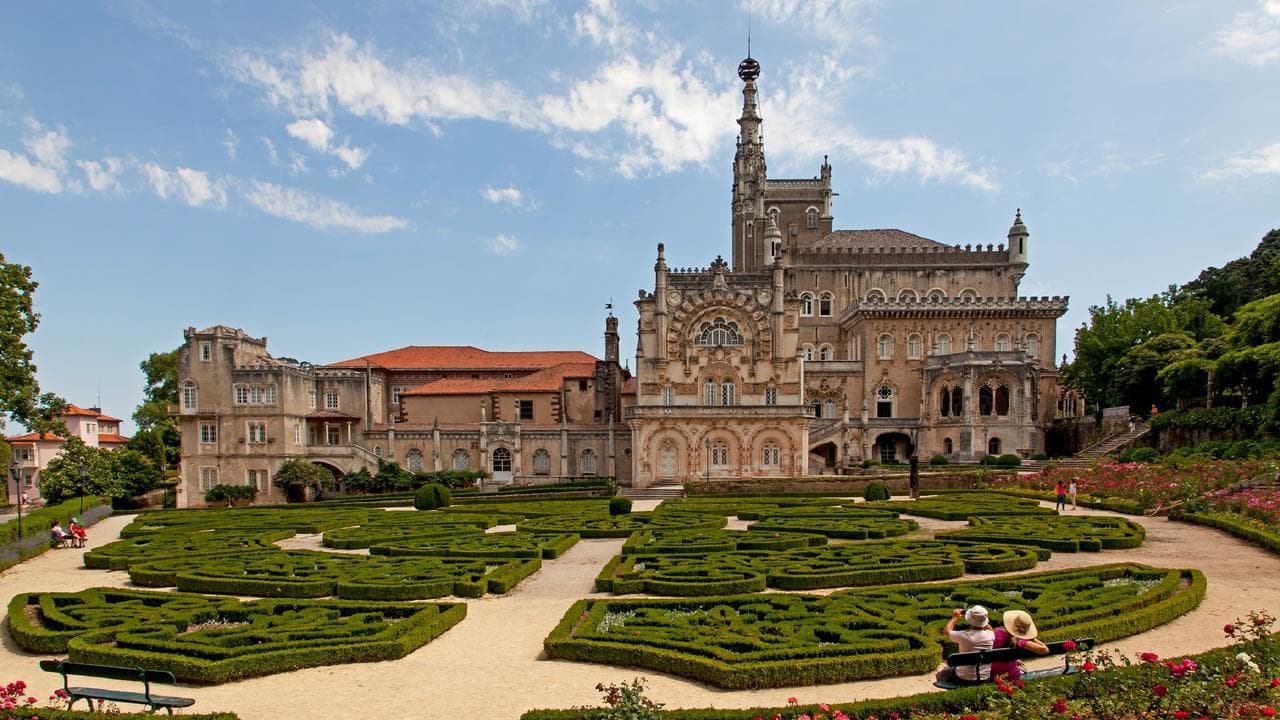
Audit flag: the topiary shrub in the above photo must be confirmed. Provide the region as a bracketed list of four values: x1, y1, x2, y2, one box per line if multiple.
[414, 483, 452, 510]
[862, 482, 890, 502]
[997, 453, 1022, 467]
[609, 497, 633, 516]
[929, 454, 949, 466]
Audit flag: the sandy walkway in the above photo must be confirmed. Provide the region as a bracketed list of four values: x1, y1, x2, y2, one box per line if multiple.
[1, 503, 1278, 719]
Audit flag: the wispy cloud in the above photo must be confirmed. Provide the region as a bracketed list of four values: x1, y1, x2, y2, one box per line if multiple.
[745, 0, 877, 47]
[0, 118, 73, 194]
[487, 232, 521, 255]
[1212, 0, 1280, 66]
[77, 157, 124, 193]
[243, 180, 409, 233]
[223, 128, 239, 160]
[284, 117, 369, 170]
[1206, 140, 1280, 179]
[481, 184, 538, 210]
[141, 163, 228, 208]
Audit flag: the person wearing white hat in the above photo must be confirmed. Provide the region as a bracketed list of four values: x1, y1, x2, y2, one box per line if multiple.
[935, 604, 995, 683]
[990, 609, 1050, 680]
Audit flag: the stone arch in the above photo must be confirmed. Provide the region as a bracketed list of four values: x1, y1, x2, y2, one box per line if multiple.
[697, 426, 743, 479]
[927, 287, 948, 302]
[749, 426, 794, 476]
[865, 288, 887, 303]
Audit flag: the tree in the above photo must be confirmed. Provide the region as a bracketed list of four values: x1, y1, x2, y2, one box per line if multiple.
[131, 348, 181, 469]
[37, 437, 113, 504]
[1064, 295, 1179, 411]
[107, 448, 164, 498]
[0, 252, 64, 433]
[1183, 229, 1280, 317]
[273, 458, 330, 502]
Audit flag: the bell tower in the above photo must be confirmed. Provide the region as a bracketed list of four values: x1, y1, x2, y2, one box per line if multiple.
[731, 55, 767, 272]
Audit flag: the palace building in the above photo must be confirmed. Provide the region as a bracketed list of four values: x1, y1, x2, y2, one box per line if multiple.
[626, 55, 1069, 487]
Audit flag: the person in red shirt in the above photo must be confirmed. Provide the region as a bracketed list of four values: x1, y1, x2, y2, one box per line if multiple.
[68, 517, 88, 548]
[1054, 481, 1067, 512]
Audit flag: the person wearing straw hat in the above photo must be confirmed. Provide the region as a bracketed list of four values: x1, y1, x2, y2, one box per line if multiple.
[990, 609, 1050, 680]
[936, 605, 995, 683]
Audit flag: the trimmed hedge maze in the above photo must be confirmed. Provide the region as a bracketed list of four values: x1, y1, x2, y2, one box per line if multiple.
[516, 512, 726, 538]
[445, 499, 614, 517]
[85, 529, 296, 570]
[321, 514, 503, 550]
[126, 549, 541, 599]
[7, 587, 464, 684]
[621, 529, 825, 555]
[597, 540, 1043, 595]
[370, 532, 580, 559]
[936, 514, 1146, 552]
[865, 492, 1057, 520]
[747, 509, 918, 540]
[546, 563, 1206, 688]
[653, 497, 845, 517]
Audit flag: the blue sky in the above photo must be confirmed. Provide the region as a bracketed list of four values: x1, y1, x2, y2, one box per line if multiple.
[2, 1, 1279, 434]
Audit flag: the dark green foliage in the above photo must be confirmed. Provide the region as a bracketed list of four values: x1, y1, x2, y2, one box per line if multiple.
[746, 507, 917, 540]
[370, 532, 580, 559]
[498, 478, 615, 495]
[866, 492, 1055, 520]
[1183, 228, 1280, 318]
[413, 469, 489, 489]
[273, 458, 331, 501]
[653, 497, 843, 517]
[203, 484, 257, 504]
[862, 481, 890, 501]
[517, 512, 726, 538]
[321, 514, 495, 550]
[446, 499, 614, 517]
[1116, 446, 1160, 463]
[1179, 512, 1280, 555]
[621, 529, 826, 555]
[609, 496, 632, 516]
[545, 564, 1205, 688]
[414, 482, 452, 510]
[85, 529, 296, 570]
[7, 587, 465, 684]
[937, 514, 1146, 552]
[997, 453, 1022, 466]
[597, 540, 1042, 595]
[929, 454, 950, 466]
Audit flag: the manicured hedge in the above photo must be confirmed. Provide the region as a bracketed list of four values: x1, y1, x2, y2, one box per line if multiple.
[1179, 511, 1280, 554]
[865, 492, 1057, 520]
[983, 487, 1147, 515]
[544, 563, 1204, 688]
[621, 529, 826, 555]
[517, 512, 726, 538]
[597, 540, 1042, 595]
[936, 514, 1146, 552]
[84, 529, 296, 570]
[653, 497, 844, 517]
[370, 531, 580, 559]
[7, 587, 465, 684]
[320, 513, 500, 550]
[747, 511, 917, 540]
[497, 478, 615, 495]
[116, 507, 377, 538]
[446, 499, 614, 516]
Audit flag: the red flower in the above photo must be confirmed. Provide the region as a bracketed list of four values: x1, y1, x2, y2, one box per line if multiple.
[1271, 678, 1280, 687]
[1174, 712, 1189, 720]
[1062, 640, 1077, 651]
[1140, 651, 1160, 663]
[1082, 661, 1096, 672]
[1050, 697, 1068, 714]
[1261, 708, 1276, 718]
[819, 704, 830, 712]
[787, 698, 798, 705]
[961, 716, 978, 720]
[1153, 683, 1167, 697]
[1224, 623, 1236, 634]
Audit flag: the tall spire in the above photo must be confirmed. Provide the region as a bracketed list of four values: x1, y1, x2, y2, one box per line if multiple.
[736, 56, 762, 145]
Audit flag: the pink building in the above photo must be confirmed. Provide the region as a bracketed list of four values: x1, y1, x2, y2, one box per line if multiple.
[6, 404, 130, 505]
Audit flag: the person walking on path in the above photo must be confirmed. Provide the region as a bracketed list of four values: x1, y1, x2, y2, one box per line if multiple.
[1054, 480, 1068, 512]
[1069, 478, 1078, 510]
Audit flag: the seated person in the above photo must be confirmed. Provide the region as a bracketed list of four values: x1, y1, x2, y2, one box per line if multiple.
[68, 518, 88, 547]
[49, 520, 72, 546]
[936, 605, 995, 684]
[991, 609, 1050, 681]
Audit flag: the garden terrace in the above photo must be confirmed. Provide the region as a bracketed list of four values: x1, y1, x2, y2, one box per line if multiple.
[865, 492, 1057, 520]
[369, 531, 580, 559]
[621, 529, 826, 555]
[516, 512, 727, 538]
[125, 549, 542, 598]
[7, 588, 464, 685]
[84, 529, 297, 571]
[597, 540, 1044, 595]
[545, 563, 1205, 688]
[936, 514, 1146, 552]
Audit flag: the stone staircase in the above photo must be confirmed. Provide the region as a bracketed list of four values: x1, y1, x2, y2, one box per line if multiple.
[1068, 422, 1151, 463]
[809, 419, 844, 443]
[619, 483, 685, 500]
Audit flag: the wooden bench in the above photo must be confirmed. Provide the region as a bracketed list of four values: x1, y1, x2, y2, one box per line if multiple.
[40, 660, 195, 715]
[933, 637, 1095, 690]
[49, 531, 72, 549]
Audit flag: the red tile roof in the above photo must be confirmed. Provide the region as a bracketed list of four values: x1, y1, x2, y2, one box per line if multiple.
[97, 433, 130, 444]
[329, 346, 598, 371]
[95, 413, 122, 423]
[403, 362, 597, 397]
[621, 377, 638, 395]
[5, 431, 64, 443]
[813, 229, 947, 250]
[60, 404, 123, 422]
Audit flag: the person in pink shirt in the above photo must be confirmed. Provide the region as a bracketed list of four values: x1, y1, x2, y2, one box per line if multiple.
[990, 609, 1049, 680]
[936, 605, 995, 683]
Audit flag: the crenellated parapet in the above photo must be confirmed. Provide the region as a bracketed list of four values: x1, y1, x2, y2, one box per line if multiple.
[842, 296, 1069, 322]
[792, 243, 1011, 267]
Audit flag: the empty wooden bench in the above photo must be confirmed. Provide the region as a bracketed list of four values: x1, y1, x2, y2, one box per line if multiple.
[933, 637, 1095, 690]
[40, 659, 195, 715]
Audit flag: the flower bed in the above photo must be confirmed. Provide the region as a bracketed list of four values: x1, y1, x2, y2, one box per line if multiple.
[998, 460, 1275, 511]
[369, 531, 580, 559]
[544, 563, 1205, 688]
[516, 512, 726, 538]
[936, 515, 1146, 552]
[864, 492, 1056, 521]
[7, 587, 465, 684]
[596, 540, 1043, 595]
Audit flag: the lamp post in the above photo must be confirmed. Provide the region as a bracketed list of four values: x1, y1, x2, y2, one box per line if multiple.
[704, 438, 711, 482]
[77, 466, 87, 515]
[9, 461, 22, 538]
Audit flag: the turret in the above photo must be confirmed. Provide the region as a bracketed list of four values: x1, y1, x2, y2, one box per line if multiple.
[763, 212, 782, 265]
[654, 243, 668, 361]
[1007, 209, 1029, 289]
[731, 56, 767, 272]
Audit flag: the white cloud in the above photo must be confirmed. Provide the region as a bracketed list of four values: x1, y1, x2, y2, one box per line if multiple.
[481, 184, 538, 210]
[261, 136, 280, 165]
[1212, 0, 1280, 66]
[242, 180, 409, 233]
[141, 163, 228, 207]
[77, 157, 124, 192]
[285, 118, 334, 151]
[0, 118, 72, 194]
[488, 232, 521, 255]
[746, 0, 876, 46]
[1206, 140, 1280, 178]
[223, 128, 239, 159]
[331, 143, 368, 169]
[0, 149, 62, 193]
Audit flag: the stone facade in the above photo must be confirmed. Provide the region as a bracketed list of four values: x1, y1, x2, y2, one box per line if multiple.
[626, 56, 1070, 487]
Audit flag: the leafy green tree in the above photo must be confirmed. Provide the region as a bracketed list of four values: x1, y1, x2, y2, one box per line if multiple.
[1183, 229, 1280, 317]
[107, 448, 163, 498]
[1065, 295, 1179, 411]
[37, 437, 113, 503]
[0, 252, 64, 433]
[126, 423, 182, 469]
[273, 458, 330, 502]
[130, 348, 181, 468]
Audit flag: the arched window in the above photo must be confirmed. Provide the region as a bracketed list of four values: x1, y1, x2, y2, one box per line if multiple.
[697, 317, 743, 346]
[764, 386, 777, 405]
[898, 289, 918, 303]
[181, 381, 198, 411]
[452, 448, 470, 470]
[801, 344, 815, 361]
[951, 387, 964, 415]
[533, 449, 550, 475]
[374, 445, 383, 458]
[865, 289, 886, 303]
[406, 449, 423, 472]
[492, 447, 512, 472]
[805, 207, 818, 229]
[800, 293, 814, 316]
[877, 334, 893, 359]
[579, 449, 597, 476]
[876, 385, 894, 418]
[940, 387, 952, 416]
[960, 288, 979, 300]
[818, 292, 833, 316]
[907, 334, 923, 359]
[979, 386, 994, 416]
[704, 380, 717, 405]
[818, 344, 834, 361]
[710, 441, 730, 467]
[762, 442, 781, 467]
[660, 386, 674, 406]
[1026, 333, 1040, 358]
[720, 380, 736, 406]
[936, 333, 952, 355]
[988, 437, 1002, 456]
[995, 385, 1010, 416]
[995, 334, 1011, 352]
[944, 437, 954, 454]
[928, 289, 947, 302]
